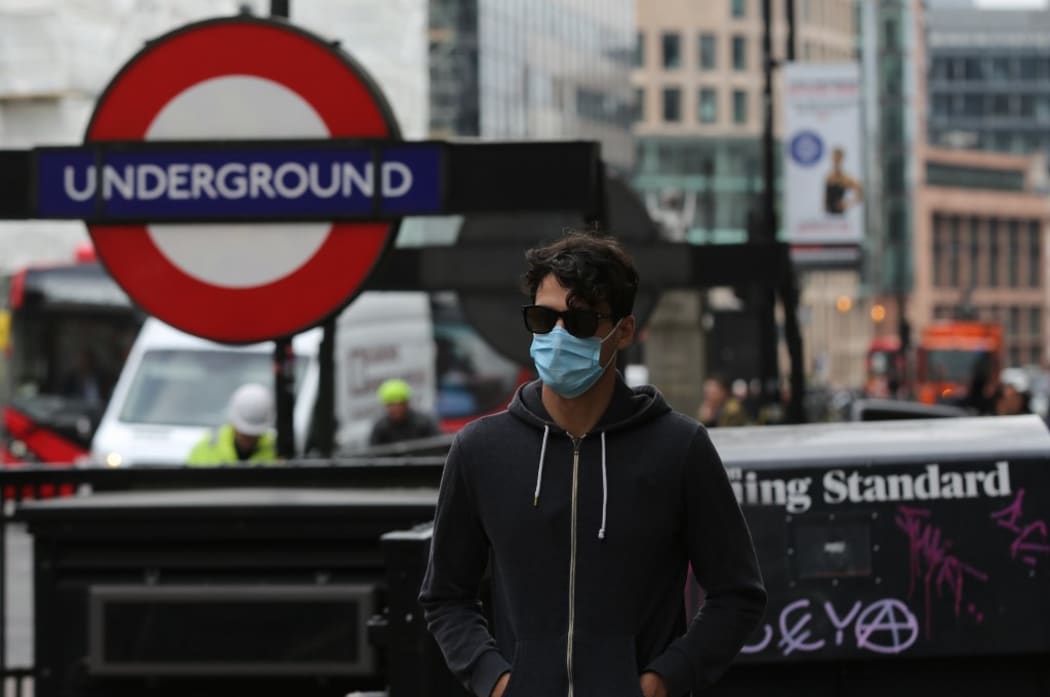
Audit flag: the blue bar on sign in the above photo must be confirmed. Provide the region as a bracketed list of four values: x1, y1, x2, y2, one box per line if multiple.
[35, 143, 445, 221]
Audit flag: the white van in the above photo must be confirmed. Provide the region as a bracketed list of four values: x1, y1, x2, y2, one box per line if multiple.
[91, 292, 435, 466]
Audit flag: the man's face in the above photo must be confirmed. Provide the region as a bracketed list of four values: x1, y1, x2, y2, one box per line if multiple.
[703, 379, 727, 405]
[996, 386, 1025, 415]
[234, 431, 261, 452]
[533, 274, 634, 368]
[386, 401, 409, 422]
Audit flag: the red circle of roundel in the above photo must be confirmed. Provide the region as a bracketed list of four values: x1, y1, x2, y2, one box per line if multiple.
[85, 17, 400, 343]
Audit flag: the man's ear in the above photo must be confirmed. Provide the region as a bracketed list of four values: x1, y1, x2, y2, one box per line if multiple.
[616, 315, 636, 350]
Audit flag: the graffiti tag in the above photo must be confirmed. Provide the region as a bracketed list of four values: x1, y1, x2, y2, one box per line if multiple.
[991, 488, 1050, 568]
[742, 597, 919, 656]
[895, 506, 988, 638]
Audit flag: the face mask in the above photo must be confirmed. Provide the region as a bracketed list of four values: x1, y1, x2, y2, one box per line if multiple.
[530, 320, 622, 398]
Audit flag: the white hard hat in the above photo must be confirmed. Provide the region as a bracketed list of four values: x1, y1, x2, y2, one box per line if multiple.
[228, 383, 274, 436]
[1000, 368, 1031, 394]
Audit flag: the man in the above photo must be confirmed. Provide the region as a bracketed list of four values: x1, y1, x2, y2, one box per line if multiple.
[995, 369, 1032, 417]
[420, 232, 766, 697]
[696, 373, 750, 428]
[369, 378, 439, 446]
[187, 382, 277, 465]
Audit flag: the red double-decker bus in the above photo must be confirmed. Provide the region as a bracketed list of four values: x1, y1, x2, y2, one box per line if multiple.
[1, 249, 143, 471]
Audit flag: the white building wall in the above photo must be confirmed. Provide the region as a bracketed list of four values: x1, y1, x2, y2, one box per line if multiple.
[0, 0, 427, 272]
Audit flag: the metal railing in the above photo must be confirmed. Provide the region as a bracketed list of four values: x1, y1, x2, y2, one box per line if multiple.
[0, 456, 449, 695]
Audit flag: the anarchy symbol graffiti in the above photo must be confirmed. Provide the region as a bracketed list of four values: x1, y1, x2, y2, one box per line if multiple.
[854, 599, 919, 654]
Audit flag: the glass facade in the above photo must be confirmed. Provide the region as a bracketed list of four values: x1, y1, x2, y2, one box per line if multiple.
[433, 0, 635, 171]
[861, 0, 915, 296]
[925, 162, 1025, 191]
[633, 137, 774, 242]
[927, 8, 1050, 169]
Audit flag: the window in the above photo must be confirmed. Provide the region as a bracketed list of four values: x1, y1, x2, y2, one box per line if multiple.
[932, 57, 949, 81]
[988, 220, 1000, 287]
[1020, 57, 1038, 80]
[884, 17, 900, 50]
[732, 35, 747, 71]
[663, 87, 682, 122]
[733, 90, 748, 124]
[699, 33, 717, 70]
[932, 215, 945, 287]
[1030, 307, 1042, 337]
[1009, 307, 1021, 337]
[121, 350, 308, 427]
[634, 31, 645, 67]
[949, 217, 961, 288]
[662, 32, 681, 69]
[969, 217, 981, 287]
[992, 58, 1011, 80]
[1029, 221, 1042, 287]
[1008, 221, 1020, 287]
[964, 58, 984, 80]
[699, 88, 718, 123]
[732, 0, 747, 18]
[634, 87, 644, 122]
[1032, 346, 1044, 366]
[962, 94, 983, 117]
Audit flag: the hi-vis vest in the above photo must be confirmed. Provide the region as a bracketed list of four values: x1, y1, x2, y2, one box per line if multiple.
[186, 424, 278, 466]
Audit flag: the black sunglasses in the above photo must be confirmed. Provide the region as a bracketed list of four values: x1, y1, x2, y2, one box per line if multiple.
[522, 304, 614, 338]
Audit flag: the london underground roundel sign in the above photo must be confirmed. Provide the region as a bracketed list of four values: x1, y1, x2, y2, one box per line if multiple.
[84, 17, 401, 343]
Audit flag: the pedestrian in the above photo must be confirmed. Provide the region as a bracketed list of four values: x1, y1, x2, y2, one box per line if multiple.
[995, 368, 1033, 417]
[369, 378, 439, 445]
[187, 382, 277, 465]
[420, 232, 766, 697]
[697, 373, 750, 427]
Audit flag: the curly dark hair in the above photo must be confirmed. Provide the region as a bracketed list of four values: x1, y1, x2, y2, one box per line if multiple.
[522, 231, 639, 320]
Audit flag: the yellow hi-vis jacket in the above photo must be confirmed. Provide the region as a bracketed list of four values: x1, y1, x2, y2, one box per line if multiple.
[186, 424, 278, 466]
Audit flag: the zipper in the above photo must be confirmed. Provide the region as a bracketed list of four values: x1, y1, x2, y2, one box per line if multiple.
[566, 436, 583, 697]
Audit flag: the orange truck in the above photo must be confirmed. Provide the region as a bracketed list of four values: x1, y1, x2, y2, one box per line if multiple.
[915, 320, 1003, 405]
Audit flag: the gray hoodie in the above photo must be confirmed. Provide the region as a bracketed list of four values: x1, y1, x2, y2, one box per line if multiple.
[419, 377, 766, 697]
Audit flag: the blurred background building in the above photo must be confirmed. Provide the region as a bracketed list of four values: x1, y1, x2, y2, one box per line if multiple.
[1, 0, 1048, 413]
[429, 0, 635, 172]
[912, 147, 1049, 368]
[926, 1, 1050, 167]
[630, 0, 862, 415]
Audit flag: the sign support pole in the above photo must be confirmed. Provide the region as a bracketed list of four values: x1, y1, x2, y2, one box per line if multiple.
[270, 0, 296, 459]
[758, 0, 781, 414]
[780, 0, 805, 423]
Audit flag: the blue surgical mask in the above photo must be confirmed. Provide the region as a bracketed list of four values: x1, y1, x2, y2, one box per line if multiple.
[530, 320, 622, 398]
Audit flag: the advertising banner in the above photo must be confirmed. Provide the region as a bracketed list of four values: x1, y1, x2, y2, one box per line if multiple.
[783, 62, 864, 245]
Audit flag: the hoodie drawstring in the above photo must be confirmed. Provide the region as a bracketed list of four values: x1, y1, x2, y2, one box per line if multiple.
[533, 425, 550, 507]
[533, 425, 607, 541]
[598, 431, 607, 540]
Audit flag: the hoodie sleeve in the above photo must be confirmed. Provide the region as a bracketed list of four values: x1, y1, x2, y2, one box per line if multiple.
[645, 427, 767, 696]
[419, 435, 510, 697]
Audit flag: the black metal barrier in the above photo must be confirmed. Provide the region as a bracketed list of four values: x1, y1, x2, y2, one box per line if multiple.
[4, 416, 1050, 697]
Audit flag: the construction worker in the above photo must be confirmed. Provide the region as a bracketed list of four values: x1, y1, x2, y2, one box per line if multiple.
[187, 383, 278, 465]
[369, 378, 439, 446]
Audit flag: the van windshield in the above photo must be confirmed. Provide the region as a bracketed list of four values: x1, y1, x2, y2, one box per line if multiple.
[119, 349, 305, 427]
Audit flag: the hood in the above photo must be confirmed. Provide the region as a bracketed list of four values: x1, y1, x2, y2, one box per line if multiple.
[508, 375, 672, 435]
